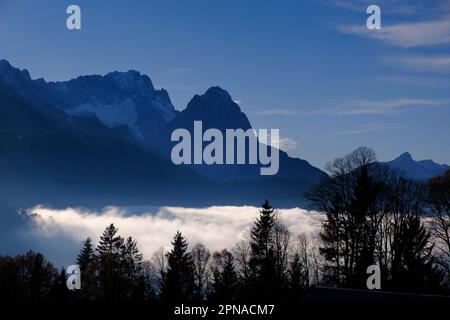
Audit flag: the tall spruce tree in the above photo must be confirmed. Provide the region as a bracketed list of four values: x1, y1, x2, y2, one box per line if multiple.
[248, 200, 278, 298]
[162, 231, 194, 301]
[122, 236, 145, 299]
[288, 253, 306, 297]
[209, 249, 238, 301]
[50, 267, 70, 301]
[348, 164, 382, 288]
[77, 238, 95, 272]
[77, 237, 98, 299]
[96, 224, 126, 300]
[319, 193, 344, 286]
[389, 215, 443, 292]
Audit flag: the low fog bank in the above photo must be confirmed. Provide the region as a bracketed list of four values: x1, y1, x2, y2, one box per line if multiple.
[22, 205, 323, 266]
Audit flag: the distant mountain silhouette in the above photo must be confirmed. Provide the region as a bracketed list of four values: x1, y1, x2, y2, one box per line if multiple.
[170, 86, 252, 131]
[168, 86, 325, 182]
[385, 152, 449, 180]
[0, 59, 325, 207]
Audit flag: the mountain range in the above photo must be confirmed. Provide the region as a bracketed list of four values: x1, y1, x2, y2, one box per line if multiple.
[384, 152, 449, 181]
[1, 60, 447, 207]
[0, 59, 326, 207]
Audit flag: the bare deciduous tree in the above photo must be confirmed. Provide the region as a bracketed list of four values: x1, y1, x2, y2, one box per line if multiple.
[428, 170, 450, 286]
[274, 213, 292, 286]
[149, 247, 167, 297]
[232, 237, 252, 283]
[192, 242, 211, 300]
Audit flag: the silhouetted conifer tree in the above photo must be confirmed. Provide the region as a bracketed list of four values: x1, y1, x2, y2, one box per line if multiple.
[76, 237, 98, 299]
[288, 253, 305, 297]
[50, 267, 71, 301]
[162, 231, 195, 301]
[209, 249, 238, 301]
[97, 224, 126, 300]
[389, 215, 443, 292]
[248, 200, 278, 298]
[77, 237, 95, 272]
[122, 236, 145, 299]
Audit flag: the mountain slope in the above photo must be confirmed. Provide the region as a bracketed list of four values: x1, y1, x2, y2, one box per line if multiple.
[0, 82, 205, 207]
[168, 86, 326, 183]
[0, 59, 177, 155]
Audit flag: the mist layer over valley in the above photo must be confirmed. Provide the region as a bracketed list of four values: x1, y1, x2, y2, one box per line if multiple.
[2, 205, 322, 266]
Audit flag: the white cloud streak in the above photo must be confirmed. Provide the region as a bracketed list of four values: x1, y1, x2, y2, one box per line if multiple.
[253, 109, 329, 117]
[322, 0, 433, 16]
[332, 122, 404, 135]
[387, 55, 450, 73]
[254, 98, 449, 118]
[375, 75, 450, 88]
[278, 137, 299, 152]
[336, 98, 449, 115]
[338, 19, 450, 48]
[168, 67, 195, 75]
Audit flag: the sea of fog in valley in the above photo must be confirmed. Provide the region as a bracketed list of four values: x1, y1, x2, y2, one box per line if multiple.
[22, 205, 323, 266]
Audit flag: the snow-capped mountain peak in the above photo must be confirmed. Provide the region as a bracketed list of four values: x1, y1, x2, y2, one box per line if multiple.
[106, 70, 155, 93]
[42, 69, 178, 147]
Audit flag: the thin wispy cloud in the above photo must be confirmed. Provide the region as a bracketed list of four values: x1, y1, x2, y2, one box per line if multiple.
[338, 19, 450, 48]
[168, 67, 195, 74]
[336, 98, 449, 115]
[254, 109, 299, 116]
[375, 75, 450, 88]
[322, 0, 433, 16]
[254, 98, 448, 118]
[332, 123, 404, 135]
[253, 109, 328, 117]
[340, 98, 449, 114]
[387, 55, 450, 73]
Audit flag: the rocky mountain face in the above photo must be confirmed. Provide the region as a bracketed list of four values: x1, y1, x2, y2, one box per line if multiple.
[0, 59, 326, 207]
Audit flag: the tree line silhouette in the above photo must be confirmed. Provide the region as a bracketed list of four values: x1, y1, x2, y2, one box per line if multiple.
[0, 147, 449, 301]
[306, 147, 448, 292]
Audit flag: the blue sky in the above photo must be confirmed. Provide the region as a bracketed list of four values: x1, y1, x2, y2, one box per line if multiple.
[1, 0, 449, 169]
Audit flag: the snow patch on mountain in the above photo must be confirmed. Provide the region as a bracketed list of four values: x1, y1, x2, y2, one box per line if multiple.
[152, 90, 178, 121]
[66, 98, 144, 141]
